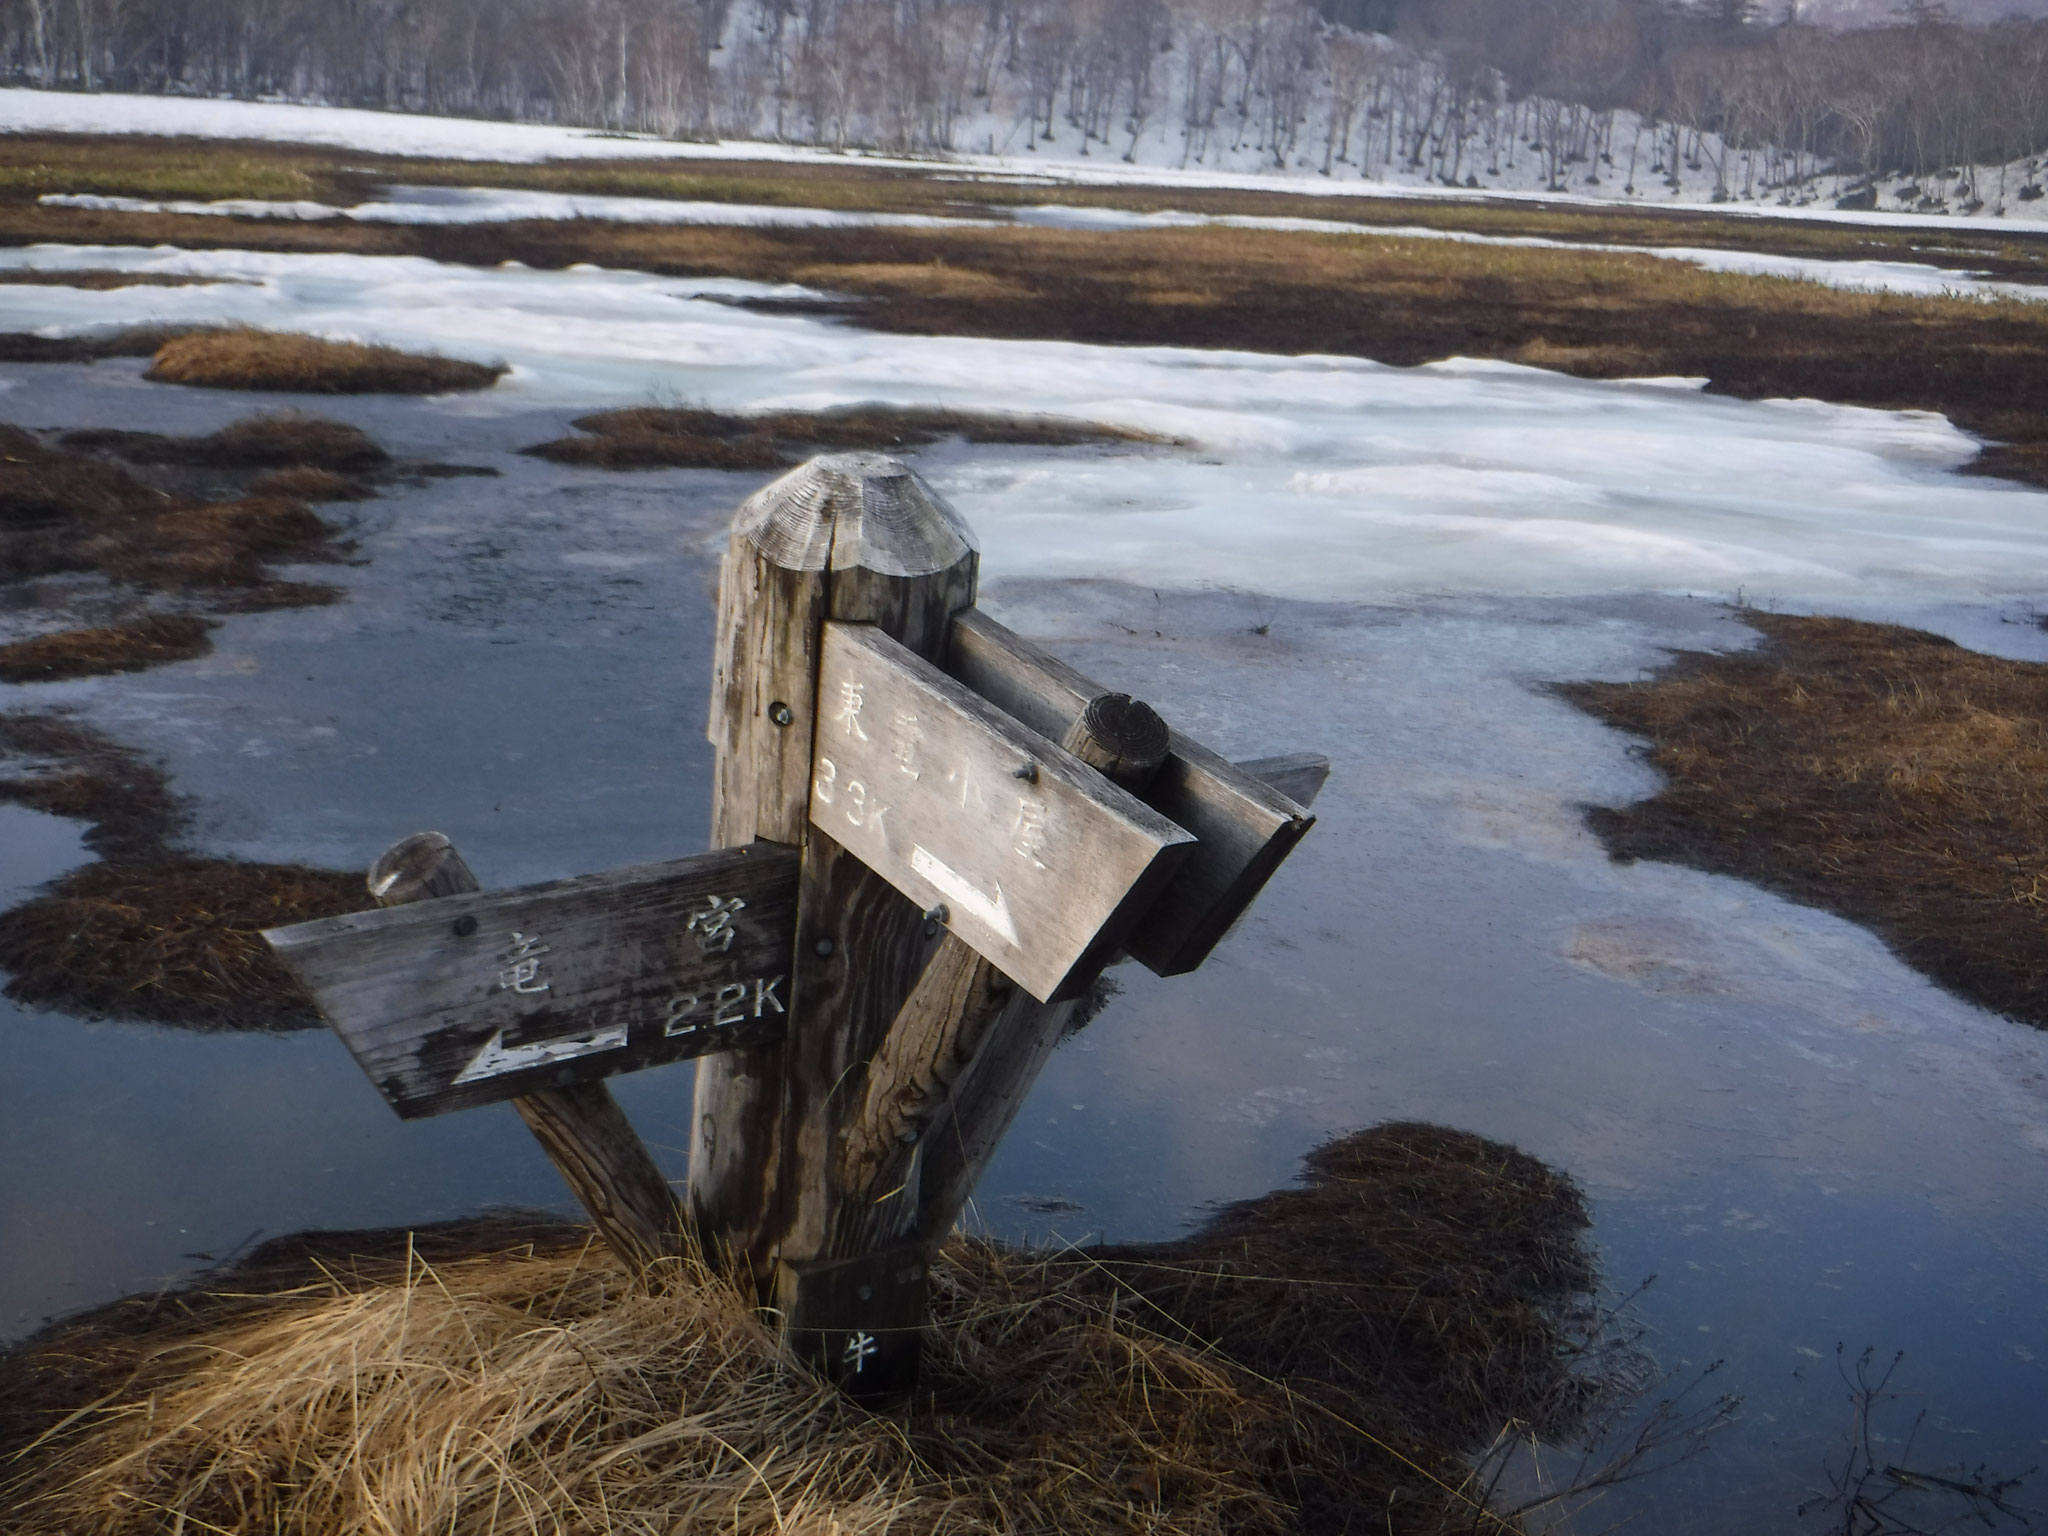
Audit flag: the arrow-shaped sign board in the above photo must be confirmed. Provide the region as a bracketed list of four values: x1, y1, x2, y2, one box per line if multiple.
[265, 843, 799, 1119]
[812, 622, 1197, 1002]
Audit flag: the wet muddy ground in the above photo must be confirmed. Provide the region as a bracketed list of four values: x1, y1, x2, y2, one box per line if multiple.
[2, 358, 2046, 1532]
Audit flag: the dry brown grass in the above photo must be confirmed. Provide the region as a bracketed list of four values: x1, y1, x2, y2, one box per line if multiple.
[64, 412, 390, 471]
[0, 323, 204, 364]
[0, 712, 182, 861]
[9, 134, 2046, 277]
[0, 858, 369, 1030]
[792, 260, 1037, 301]
[0, 420, 350, 607]
[0, 711, 372, 1028]
[146, 328, 507, 395]
[1562, 612, 2048, 1028]
[525, 403, 1167, 469]
[0, 614, 214, 683]
[0, 269, 247, 290]
[0, 1123, 1595, 1535]
[246, 464, 376, 500]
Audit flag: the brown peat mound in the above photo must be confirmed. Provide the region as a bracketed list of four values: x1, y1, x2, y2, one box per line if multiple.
[1562, 611, 2048, 1029]
[0, 1123, 1600, 1535]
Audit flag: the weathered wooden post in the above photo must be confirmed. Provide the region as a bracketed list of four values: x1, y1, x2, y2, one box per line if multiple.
[691, 454, 977, 1380]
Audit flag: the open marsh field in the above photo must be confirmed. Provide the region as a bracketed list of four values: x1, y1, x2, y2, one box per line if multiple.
[4, 100, 2048, 1534]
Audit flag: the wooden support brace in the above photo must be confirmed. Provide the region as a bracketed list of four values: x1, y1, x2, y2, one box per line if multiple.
[369, 831, 686, 1279]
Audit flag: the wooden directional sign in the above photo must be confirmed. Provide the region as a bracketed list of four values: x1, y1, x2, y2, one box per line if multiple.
[265, 843, 799, 1119]
[944, 609, 1317, 976]
[811, 621, 1196, 1003]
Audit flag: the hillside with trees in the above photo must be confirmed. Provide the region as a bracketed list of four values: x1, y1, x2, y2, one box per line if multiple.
[3, 0, 2045, 209]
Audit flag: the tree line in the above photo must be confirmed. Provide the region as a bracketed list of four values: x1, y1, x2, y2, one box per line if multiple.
[3, 0, 2044, 206]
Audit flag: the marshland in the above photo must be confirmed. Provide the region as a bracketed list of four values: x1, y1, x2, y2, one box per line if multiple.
[4, 51, 2048, 1536]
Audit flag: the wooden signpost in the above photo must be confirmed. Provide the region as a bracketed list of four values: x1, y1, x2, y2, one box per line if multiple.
[266, 451, 1324, 1399]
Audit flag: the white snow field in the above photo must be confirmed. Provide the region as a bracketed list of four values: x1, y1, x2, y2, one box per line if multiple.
[8, 86, 2048, 237]
[3, 240, 2041, 611]
[36, 188, 2048, 304]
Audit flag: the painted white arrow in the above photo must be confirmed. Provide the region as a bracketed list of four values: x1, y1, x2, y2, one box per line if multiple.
[453, 1023, 629, 1085]
[910, 844, 1020, 948]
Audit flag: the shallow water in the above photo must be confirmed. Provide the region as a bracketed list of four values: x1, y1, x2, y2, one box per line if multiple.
[3, 361, 2046, 1532]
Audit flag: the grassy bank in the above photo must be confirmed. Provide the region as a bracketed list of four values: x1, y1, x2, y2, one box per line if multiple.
[7, 135, 2048, 490]
[1563, 613, 2048, 1030]
[7, 133, 2048, 276]
[0, 1123, 1620, 1535]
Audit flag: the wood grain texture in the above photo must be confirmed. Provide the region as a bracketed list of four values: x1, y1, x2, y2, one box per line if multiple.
[945, 608, 1317, 975]
[267, 844, 799, 1119]
[346, 832, 686, 1277]
[511, 1083, 687, 1279]
[830, 935, 1011, 1257]
[814, 622, 1194, 1003]
[692, 454, 976, 1284]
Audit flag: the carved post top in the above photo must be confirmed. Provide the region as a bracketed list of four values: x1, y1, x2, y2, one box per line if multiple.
[368, 830, 480, 906]
[732, 453, 978, 580]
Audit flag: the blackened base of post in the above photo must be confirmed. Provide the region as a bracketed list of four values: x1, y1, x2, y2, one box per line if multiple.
[773, 1245, 932, 1400]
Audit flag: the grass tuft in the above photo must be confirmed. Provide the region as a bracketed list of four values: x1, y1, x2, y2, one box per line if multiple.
[0, 858, 369, 1031]
[146, 328, 507, 395]
[1, 419, 354, 606]
[0, 268, 250, 290]
[0, 1122, 1597, 1534]
[1562, 611, 2048, 1028]
[0, 614, 214, 683]
[525, 403, 1166, 470]
[64, 411, 390, 472]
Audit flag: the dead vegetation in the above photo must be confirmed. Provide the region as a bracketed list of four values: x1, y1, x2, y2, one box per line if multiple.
[0, 857, 369, 1030]
[0, 1122, 1609, 1535]
[0, 712, 371, 1028]
[0, 417, 353, 615]
[525, 404, 1168, 469]
[145, 327, 507, 394]
[61, 411, 389, 472]
[0, 613, 214, 682]
[0, 323, 199, 364]
[1561, 612, 2048, 1029]
[0, 712, 182, 861]
[0, 268, 247, 289]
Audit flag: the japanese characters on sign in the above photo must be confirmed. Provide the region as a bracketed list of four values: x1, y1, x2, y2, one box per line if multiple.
[265, 844, 801, 1119]
[811, 621, 1197, 1002]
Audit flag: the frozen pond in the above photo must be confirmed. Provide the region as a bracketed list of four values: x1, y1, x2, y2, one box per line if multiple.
[3, 286, 2048, 1529]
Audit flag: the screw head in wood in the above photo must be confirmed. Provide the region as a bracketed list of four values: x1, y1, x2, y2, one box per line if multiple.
[814, 937, 835, 957]
[768, 700, 794, 727]
[452, 914, 479, 937]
